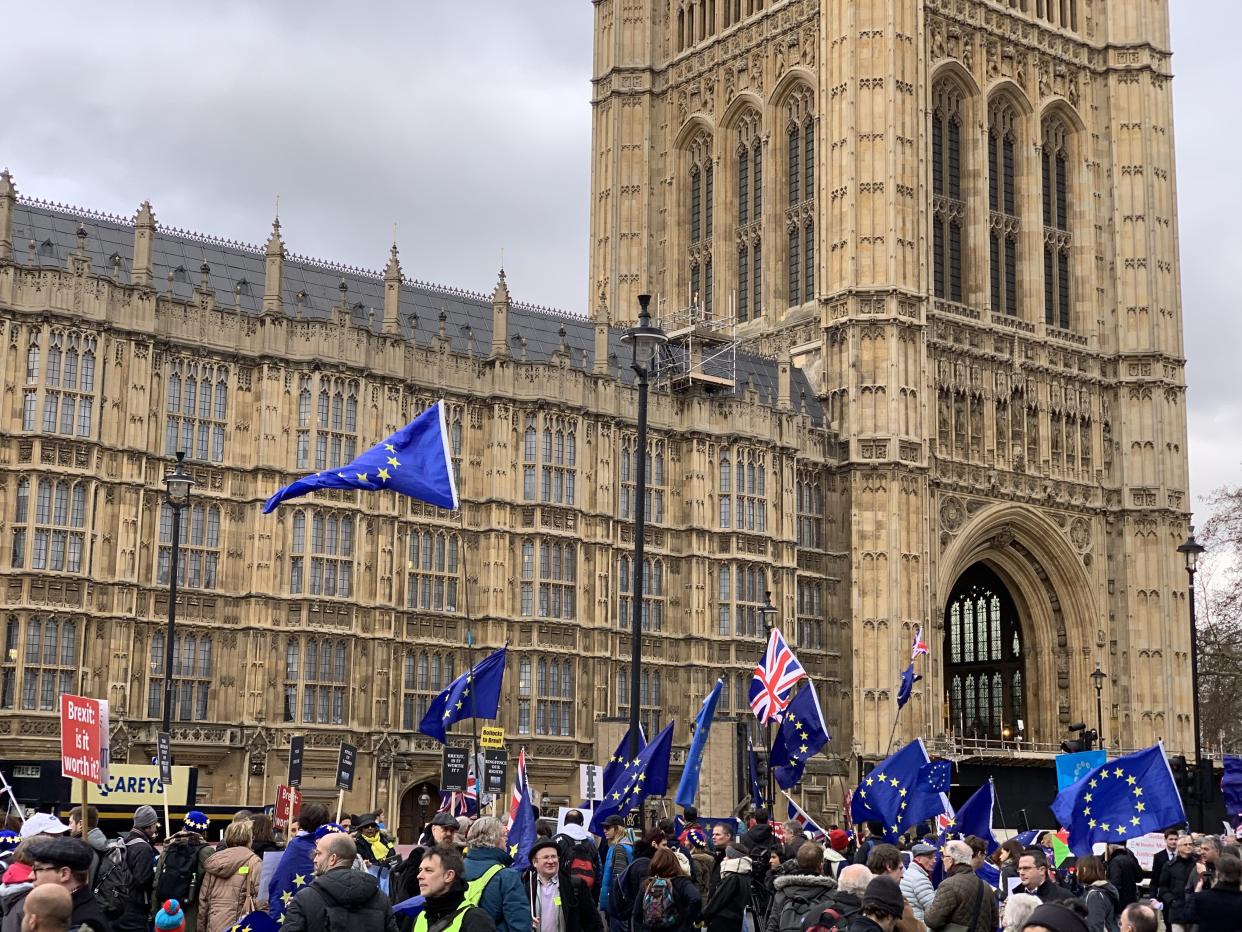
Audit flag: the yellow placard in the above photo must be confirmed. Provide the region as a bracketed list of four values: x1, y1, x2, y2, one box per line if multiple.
[86, 764, 193, 807]
[480, 726, 505, 749]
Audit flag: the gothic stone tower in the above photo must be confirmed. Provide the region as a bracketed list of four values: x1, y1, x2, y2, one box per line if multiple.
[590, 0, 1194, 768]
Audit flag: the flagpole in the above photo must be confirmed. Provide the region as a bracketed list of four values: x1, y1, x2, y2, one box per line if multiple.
[459, 511, 480, 807]
[989, 778, 1010, 835]
[884, 706, 903, 759]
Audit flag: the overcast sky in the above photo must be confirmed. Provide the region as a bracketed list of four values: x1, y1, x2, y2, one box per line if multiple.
[5, 2, 1236, 511]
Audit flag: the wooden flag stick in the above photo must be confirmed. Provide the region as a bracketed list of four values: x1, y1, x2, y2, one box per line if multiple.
[336, 788, 345, 825]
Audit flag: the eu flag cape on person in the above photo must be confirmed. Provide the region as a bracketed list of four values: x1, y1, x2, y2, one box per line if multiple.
[1051, 743, 1186, 856]
[849, 739, 951, 840]
[418, 646, 507, 744]
[263, 401, 459, 513]
[676, 679, 724, 808]
[590, 722, 674, 833]
[770, 683, 831, 790]
[603, 725, 646, 794]
[508, 750, 538, 871]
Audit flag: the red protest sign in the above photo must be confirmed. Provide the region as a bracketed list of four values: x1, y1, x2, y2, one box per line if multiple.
[274, 784, 302, 831]
[60, 694, 109, 785]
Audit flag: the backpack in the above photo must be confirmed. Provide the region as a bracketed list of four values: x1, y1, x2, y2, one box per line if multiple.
[154, 840, 207, 904]
[800, 905, 846, 932]
[641, 876, 680, 929]
[555, 833, 599, 891]
[777, 889, 824, 932]
[93, 837, 142, 919]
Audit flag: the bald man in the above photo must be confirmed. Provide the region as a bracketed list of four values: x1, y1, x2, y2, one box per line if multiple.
[20, 884, 72, 932]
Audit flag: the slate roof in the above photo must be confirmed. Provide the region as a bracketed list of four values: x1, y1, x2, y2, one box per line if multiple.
[9, 198, 823, 425]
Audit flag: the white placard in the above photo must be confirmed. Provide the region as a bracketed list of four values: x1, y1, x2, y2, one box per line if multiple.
[580, 763, 604, 801]
[1125, 832, 1169, 871]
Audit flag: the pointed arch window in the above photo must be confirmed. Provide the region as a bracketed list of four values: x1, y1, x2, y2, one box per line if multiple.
[406, 529, 460, 612]
[283, 636, 348, 724]
[157, 502, 221, 590]
[3, 615, 78, 712]
[148, 630, 212, 721]
[784, 88, 815, 307]
[932, 80, 966, 303]
[1042, 118, 1073, 330]
[23, 329, 97, 437]
[165, 359, 228, 461]
[522, 412, 577, 505]
[11, 479, 87, 573]
[735, 110, 762, 322]
[685, 131, 714, 313]
[619, 436, 666, 524]
[988, 100, 1021, 317]
[401, 649, 456, 729]
[619, 555, 666, 632]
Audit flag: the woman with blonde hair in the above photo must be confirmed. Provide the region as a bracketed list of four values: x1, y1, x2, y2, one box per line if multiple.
[198, 818, 263, 932]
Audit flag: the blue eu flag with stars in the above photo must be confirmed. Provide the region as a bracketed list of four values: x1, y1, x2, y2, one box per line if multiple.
[850, 739, 951, 841]
[590, 722, 673, 834]
[602, 725, 646, 794]
[676, 679, 724, 808]
[417, 646, 507, 744]
[1051, 742, 1186, 856]
[264, 400, 459, 513]
[770, 682, 831, 790]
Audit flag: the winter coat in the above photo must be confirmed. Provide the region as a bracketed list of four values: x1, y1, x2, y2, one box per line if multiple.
[268, 832, 316, 924]
[690, 849, 715, 899]
[0, 887, 27, 932]
[198, 844, 264, 932]
[112, 829, 157, 932]
[1151, 849, 1176, 896]
[630, 873, 700, 932]
[1107, 849, 1142, 909]
[69, 886, 111, 932]
[701, 856, 752, 932]
[901, 861, 936, 922]
[151, 831, 215, 931]
[419, 879, 498, 932]
[1185, 884, 1242, 932]
[812, 890, 863, 926]
[1160, 855, 1199, 923]
[283, 865, 398, 932]
[520, 869, 602, 932]
[463, 845, 532, 932]
[925, 863, 999, 932]
[600, 839, 633, 922]
[1025, 878, 1074, 905]
[765, 872, 839, 932]
[742, 825, 779, 912]
[1084, 881, 1119, 932]
[355, 830, 400, 869]
[82, 826, 110, 888]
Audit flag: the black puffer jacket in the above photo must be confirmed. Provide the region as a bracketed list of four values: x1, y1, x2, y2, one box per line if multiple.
[283, 866, 398, 932]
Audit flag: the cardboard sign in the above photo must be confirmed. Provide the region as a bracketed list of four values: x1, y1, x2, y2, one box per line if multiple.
[156, 732, 172, 785]
[288, 735, 305, 789]
[59, 694, 109, 785]
[336, 743, 358, 791]
[274, 784, 302, 832]
[87, 764, 193, 806]
[441, 746, 470, 792]
[483, 750, 508, 795]
[480, 726, 505, 749]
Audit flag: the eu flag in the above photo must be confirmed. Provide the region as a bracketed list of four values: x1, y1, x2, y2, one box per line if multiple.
[748, 736, 766, 809]
[939, 780, 999, 855]
[1222, 754, 1242, 819]
[263, 401, 459, 513]
[417, 646, 507, 744]
[590, 722, 673, 834]
[897, 663, 921, 709]
[1051, 743, 1186, 856]
[770, 683, 831, 790]
[676, 679, 724, 808]
[850, 739, 950, 841]
[602, 725, 646, 794]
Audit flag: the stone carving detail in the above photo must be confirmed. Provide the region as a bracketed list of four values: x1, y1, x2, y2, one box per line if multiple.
[1068, 517, 1091, 552]
[939, 496, 965, 534]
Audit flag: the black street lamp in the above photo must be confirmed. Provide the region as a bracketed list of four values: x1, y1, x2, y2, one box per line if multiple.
[621, 295, 667, 760]
[1091, 663, 1106, 748]
[161, 452, 195, 737]
[1177, 526, 1206, 829]
[759, 590, 779, 808]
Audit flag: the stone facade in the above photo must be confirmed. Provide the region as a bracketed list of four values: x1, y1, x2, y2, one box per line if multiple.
[590, 0, 1194, 766]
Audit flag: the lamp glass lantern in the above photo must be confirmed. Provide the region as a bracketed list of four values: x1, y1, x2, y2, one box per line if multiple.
[164, 451, 195, 507]
[760, 590, 778, 624]
[1090, 664, 1106, 692]
[621, 295, 668, 373]
[1177, 527, 1205, 575]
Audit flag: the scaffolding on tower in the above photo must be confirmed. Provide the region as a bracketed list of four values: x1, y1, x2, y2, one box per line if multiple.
[651, 293, 738, 395]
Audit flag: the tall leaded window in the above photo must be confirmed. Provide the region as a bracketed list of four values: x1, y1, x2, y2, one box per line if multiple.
[944, 564, 1025, 740]
[518, 655, 533, 734]
[796, 472, 823, 549]
[406, 529, 460, 612]
[735, 110, 762, 322]
[1042, 118, 1072, 330]
[796, 580, 824, 649]
[165, 359, 228, 462]
[784, 87, 815, 307]
[932, 80, 965, 303]
[617, 665, 662, 737]
[536, 658, 574, 736]
[23, 329, 98, 438]
[717, 447, 766, 532]
[717, 562, 766, 637]
[619, 437, 666, 523]
[685, 130, 714, 314]
[10, 478, 87, 573]
[288, 509, 354, 598]
[147, 631, 211, 720]
[538, 540, 576, 620]
[619, 555, 666, 632]
[1, 616, 78, 711]
[521, 413, 577, 506]
[157, 503, 221, 590]
[988, 100, 1021, 316]
[283, 637, 347, 725]
[294, 374, 358, 471]
[401, 650, 456, 730]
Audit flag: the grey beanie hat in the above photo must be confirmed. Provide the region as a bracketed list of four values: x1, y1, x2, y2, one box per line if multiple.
[133, 805, 159, 828]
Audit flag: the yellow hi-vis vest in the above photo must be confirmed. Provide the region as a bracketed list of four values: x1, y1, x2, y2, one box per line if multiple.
[413, 865, 503, 932]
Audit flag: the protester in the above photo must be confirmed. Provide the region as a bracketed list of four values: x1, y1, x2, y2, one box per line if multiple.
[553, 810, 601, 899]
[1185, 852, 1242, 932]
[19, 817, 68, 842]
[701, 841, 752, 932]
[866, 844, 922, 932]
[994, 840, 1025, 900]
[599, 816, 633, 932]
[1195, 837, 1223, 892]
[268, 801, 328, 924]
[249, 816, 281, 860]
[283, 832, 396, 932]
[66, 807, 107, 889]
[780, 823, 807, 862]
[23, 836, 108, 932]
[354, 814, 400, 896]
[1104, 845, 1140, 910]
[1017, 848, 1073, 904]
[900, 842, 936, 921]
[631, 848, 699, 932]
[924, 840, 999, 932]
[0, 834, 18, 878]
[766, 842, 837, 932]
[613, 829, 662, 924]
[520, 839, 601, 932]
[1151, 831, 1179, 896]
[656, 820, 694, 883]
[707, 824, 734, 894]
[150, 810, 213, 932]
[743, 811, 779, 917]
[1075, 856, 1118, 932]
[1118, 903, 1159, 932]
[413, 845, 496, 932]
[855, 823, 885, 867]
[111, 805, 160, 932]
[391, 812, 462, 915]
[462, 817, 530, 932]
[678, 809, 704, 849]
[1160, 834, 1199, 932]
[850, 875, 907, 932]
[17, 884, 73, 932]
[1000, 892, 1041, 932]
[1022, 902, 1091, 932]
[154, 899, 186, 932]
[683, 829, 714, 900]
[199, 818, 263, 932]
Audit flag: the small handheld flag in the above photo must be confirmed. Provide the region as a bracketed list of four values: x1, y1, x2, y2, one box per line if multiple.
[783, 791, 827, 841]
[418, 646, 507, 744]
[749, 627, 807, 724]
[264, 400, 459, 513]
[675, 679, 724, 808]
[911, 628, 929, 660]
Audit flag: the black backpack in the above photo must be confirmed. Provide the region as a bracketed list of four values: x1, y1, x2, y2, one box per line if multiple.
[555, 833, 600, 893]
[154, 840, 207, 904]
[800, 905, 846, 932]
[93, 837, 143, 918]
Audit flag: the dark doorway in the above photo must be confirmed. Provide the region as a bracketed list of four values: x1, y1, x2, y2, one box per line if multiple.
[397, 781, 439, 844]
[944, 563, 1026, 740]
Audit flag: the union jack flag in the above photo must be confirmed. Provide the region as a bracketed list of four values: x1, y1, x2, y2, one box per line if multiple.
[508, 748, 529, 822]
[911, 627, 929, 660]
[749, 627, 807, 724]
[440, 766, 478, 817]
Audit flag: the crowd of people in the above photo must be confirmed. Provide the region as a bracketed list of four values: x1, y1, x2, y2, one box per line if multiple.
[0, 802, 1238, 932]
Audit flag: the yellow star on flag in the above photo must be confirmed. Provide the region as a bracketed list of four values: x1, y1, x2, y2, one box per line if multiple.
[293, 874, 306, 887]
[377, 467, 390, 482]
[1100, 822, 1110, 832]
[1133, 787, 1142, 797]
[281, 891, 292, 905]
[1126, 775, 1137, 786]
[1089, 779, 1098, 788]
[1136, 802, 1146, 812]
[899, 788, 908, 797]
[384, 443, 396, 452]
[1114, 768, 1124, 778]
[800, 745, 809, 754]
[356, 472, 368, 482]
[387, 456, 400, 467]
[1083, 807, 1091, 816]
[1088, 819, 1097, 828]
[278, 916, 286, 926]
[1131, 816, 1141, 826]
[1084, 793, 1092, 802]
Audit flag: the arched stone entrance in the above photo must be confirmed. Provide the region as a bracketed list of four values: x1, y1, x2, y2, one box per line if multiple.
[943, 563, 1026, 741]
[397, 779, 440, 844]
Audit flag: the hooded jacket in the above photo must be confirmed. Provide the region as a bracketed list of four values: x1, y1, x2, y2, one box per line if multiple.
[702, 856, 752, 932]
[1185, 883, 1242, 932]
[1106, 848, 1141, 908]
[463, 845, 532, 932]
[81, 826, 109, 888]
[283, 865, 398, 932]
[198, 844, 263, 932]
[1084, 880, 1120, 932]
[765, 872, 839, 932]
[151, 830, 214, 928]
